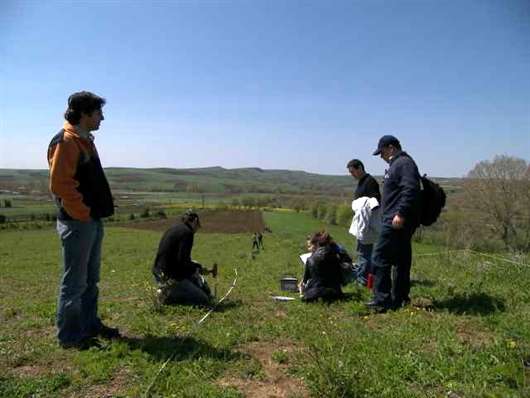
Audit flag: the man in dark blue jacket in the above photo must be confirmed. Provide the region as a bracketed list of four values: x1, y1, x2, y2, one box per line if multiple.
[367, 135, 421, 312]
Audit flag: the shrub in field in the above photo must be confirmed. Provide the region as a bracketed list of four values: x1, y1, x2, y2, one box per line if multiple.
[415, 207, 498, 250]
[463, 155, 529, 251]
[309, 201, 351, 227]
[291, 199, 305, 212]
[214, 202, 229, 210]
[324, 205, 337, 225]
[0, 214, 6, 224]
[336, 204, 352, 227]
[310, 202, 319, 218]
[316, 203, 327, 220]
[241, 196, 256, 208]
[129, 213, 136, 220]
[140, 208, 151, 218]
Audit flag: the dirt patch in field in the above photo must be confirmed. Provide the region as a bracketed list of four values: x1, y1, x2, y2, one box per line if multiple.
[121, 209, 265, 234]
[455, 320, 495, 349]
[10, 365, 48, 378]
[74, 368, 132, 398]
[10, 359, 74, 380]
[22, 325, 55, 339]
[217, 340, 309, 398]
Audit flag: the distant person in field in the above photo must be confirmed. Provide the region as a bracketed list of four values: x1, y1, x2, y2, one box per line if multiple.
[152, 210, 214, 306]
[368, 135, 421, 312]
[251, 233, 259, 251]
[48, 91, 119, 349]
[257, 232, 264, 249]
[347, 159, 381, 286]
[299, 232, 351, 302]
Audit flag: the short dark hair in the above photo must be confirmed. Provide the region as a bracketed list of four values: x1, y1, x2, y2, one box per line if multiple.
[308, 231, 334, 248]
[182, 209, 200, 226]
[64, 91, 106, 124]
[346, 159, 364, 171]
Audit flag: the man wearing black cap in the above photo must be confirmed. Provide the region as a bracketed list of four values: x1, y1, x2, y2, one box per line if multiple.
[368, 135, 421, 312]
[152, 210, 213, 306]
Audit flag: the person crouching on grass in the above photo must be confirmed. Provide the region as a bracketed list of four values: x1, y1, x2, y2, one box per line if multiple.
[152, 210, 214, 307]
[299, 232, 350, 303]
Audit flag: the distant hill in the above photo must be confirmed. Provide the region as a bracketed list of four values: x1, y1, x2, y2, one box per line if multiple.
[0, 167, 461, 196]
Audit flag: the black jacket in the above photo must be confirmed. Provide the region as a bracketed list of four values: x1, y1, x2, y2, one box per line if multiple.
[302, 245, 344, 302]
[381, 151, 421, 227]
[152, 222, 201, 280]
[354, 173, 381, 202]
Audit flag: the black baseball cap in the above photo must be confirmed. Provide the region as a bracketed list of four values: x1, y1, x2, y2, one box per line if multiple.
[373, 135, 400, 155]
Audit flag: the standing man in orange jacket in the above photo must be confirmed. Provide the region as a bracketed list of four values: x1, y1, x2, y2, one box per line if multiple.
[48, 91, 119, 349]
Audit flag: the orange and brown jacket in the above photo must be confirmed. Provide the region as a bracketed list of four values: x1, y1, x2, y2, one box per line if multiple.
[47, 121, 114, 221]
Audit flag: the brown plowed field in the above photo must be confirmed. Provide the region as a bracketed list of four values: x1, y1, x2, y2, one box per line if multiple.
[121, 209, 265, 234]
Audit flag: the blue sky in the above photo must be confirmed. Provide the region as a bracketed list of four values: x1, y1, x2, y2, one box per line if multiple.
[1, 0, 529, 177]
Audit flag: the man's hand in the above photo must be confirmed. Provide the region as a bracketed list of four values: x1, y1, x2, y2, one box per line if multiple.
[392, 214, 405, 229]
[298, 281, 305, 295]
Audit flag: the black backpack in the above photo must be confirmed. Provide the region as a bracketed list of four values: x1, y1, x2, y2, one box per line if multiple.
[419, 174, 446, 226]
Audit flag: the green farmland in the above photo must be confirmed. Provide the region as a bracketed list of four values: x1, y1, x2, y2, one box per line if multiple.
[1, 211, 529, 397]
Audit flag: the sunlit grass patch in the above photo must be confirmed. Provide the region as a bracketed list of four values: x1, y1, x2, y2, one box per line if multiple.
[0, 211, 529, 397]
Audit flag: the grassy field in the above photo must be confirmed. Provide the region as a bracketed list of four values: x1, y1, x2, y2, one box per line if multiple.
[1, 210, 529, 397]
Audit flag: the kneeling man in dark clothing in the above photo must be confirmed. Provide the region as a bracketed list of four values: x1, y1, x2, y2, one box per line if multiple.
[152, 210, 213, 306]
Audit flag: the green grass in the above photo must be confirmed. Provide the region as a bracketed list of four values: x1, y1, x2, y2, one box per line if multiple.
[1, 211, 529, 397]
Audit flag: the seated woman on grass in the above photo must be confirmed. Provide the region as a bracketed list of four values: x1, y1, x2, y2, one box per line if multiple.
[299, 231, 350, 302]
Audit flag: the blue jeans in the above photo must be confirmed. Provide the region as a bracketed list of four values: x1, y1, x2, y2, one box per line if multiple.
[372, 223, 415, 307]
[56, 219, 104, 344]
[355, 241, 374, 284]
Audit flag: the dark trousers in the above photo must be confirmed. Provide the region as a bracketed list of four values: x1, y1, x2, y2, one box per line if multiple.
[153, 262, 212, 307]
[372, 223, 415, 307]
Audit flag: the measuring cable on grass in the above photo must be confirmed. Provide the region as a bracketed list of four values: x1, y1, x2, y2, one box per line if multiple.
[415, 249, 529, 267]
[142, 267, 239, 398]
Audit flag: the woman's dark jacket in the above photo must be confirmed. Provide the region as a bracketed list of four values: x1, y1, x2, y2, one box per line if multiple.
[302, 245, 344, 302]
